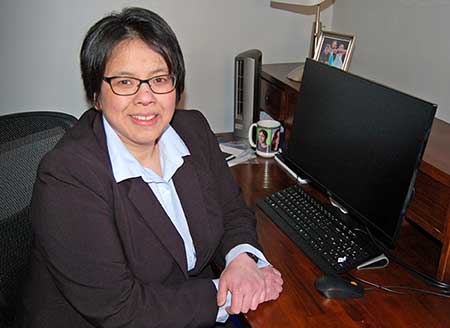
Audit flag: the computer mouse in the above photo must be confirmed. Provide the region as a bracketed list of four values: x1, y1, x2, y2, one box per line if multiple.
[314, 274, 364, 299]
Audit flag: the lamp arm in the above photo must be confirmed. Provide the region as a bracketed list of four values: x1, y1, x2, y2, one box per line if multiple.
[313, 4, 321, 57]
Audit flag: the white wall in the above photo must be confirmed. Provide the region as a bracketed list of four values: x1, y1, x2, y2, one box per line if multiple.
[332, 0, 450, 124]
[0, 0, 333, 132]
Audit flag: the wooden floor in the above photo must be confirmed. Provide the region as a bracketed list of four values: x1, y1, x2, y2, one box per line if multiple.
[231, 160, 450, 328]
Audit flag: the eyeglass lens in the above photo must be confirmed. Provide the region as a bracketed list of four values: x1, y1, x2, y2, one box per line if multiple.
[107, 74, 176, 95]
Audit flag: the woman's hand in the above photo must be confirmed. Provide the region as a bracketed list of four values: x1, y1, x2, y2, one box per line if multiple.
[217, 253, 265, 314]
[217, 253, 284, 314]
[259, 266, 283, 302]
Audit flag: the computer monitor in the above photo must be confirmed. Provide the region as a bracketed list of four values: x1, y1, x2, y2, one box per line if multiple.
[282, 59, 437, 247]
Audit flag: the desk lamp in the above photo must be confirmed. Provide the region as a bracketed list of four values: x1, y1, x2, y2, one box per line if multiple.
[270, 0, 328, 81]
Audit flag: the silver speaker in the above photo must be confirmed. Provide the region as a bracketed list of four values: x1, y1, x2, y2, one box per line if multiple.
[234, 49, 262, 138]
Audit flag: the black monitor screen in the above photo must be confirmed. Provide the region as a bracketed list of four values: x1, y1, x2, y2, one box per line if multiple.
[283, 59, 436, 247]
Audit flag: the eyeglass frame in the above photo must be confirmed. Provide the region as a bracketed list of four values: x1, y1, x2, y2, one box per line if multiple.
[102, 73, 177, 96]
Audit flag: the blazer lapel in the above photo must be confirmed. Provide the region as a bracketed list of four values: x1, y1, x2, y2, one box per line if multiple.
[173, 156, 214, 274]
[89, 109, 190, 277]
[126, 178, 189, 278]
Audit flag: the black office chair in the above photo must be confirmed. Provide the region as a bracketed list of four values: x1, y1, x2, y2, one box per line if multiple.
[0, 111, 77, 326]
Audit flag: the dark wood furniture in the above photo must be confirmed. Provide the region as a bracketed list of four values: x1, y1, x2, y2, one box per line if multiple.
[259, 62, 450, 282]
[230, 160, 450, 328]
[259, 63, 301, 141]
[407, 118, 450, 282]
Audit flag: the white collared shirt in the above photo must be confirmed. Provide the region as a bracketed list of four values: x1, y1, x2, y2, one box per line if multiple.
[102, 115, 269, 322]
[103, 116, 197, 270]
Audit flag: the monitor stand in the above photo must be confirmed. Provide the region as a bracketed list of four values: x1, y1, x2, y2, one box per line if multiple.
[357, 254, 389, 270]
[327, 200, 390, 271]
[329, 196, 348, 214]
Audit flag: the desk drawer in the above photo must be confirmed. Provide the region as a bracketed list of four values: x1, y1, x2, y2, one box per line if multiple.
[260, 78, 284, 120]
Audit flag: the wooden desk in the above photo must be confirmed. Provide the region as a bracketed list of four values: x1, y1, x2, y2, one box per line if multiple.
[230, 160, 450, 327]
[259, 62, 450, 282]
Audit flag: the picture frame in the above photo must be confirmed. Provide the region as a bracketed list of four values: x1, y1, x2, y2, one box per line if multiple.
[313, 31, 355, 71]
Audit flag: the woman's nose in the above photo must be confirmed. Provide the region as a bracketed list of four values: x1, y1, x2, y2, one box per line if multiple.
[135, 82, 156, 102]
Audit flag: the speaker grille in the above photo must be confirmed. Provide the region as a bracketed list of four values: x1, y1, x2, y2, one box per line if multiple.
[235, 59, 244, 120]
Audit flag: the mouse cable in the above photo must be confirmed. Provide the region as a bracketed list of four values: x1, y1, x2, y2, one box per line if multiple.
[347, 273, 450, 298]
[346, 273, 407, 295]
[354, 226, 450, 291]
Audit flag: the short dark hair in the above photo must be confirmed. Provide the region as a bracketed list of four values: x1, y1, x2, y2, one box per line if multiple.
[80, 7, 185, 104]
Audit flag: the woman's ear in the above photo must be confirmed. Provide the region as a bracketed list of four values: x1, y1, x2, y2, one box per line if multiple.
[94, 93, 101, 110]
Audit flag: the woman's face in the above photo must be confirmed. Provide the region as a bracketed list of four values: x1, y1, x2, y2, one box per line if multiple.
[273, 131, 280, 142]
[259, 131, 266, 143]
[96, 38, 176, 153]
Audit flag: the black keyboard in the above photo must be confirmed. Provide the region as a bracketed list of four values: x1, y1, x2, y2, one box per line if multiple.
[257, 184, 381, 274]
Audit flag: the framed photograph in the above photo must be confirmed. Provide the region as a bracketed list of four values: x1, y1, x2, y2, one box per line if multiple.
[313, 31, 355, 71]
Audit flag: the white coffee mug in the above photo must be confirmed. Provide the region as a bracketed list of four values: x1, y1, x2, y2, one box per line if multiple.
[248, 120, 282, 158]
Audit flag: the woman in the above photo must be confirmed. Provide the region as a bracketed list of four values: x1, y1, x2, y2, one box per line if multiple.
[319, 43, 331, 64]
[20, 7, 282, 328]
[271, 129, 281, 151]
[257, 129, 268, 152]
[332, 43, 347, 69]
[328, 40, 338, 66]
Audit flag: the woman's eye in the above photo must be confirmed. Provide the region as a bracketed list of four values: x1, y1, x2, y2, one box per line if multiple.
[153, 76, 168, 84]
[111, 78, 137, 89]
[119, 79, 132, 85]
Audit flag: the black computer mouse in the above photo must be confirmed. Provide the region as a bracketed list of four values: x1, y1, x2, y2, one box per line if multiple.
[314, 274, 364, 299]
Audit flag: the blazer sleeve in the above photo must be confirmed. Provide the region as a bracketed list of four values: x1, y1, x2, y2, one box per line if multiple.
[184, 110, 262, 261]
[31, 150, 218, 328]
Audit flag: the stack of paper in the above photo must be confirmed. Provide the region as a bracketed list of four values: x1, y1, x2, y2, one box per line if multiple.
[219, 139, 256, 167]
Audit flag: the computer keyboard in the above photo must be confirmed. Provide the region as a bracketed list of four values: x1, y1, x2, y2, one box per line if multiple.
[257, 184, 381, 274]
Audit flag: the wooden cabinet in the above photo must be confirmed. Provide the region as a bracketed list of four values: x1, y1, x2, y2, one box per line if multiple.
[259, 62, 450, 281]
[406, 118, 450, 281]
[259, 63, 301, 141]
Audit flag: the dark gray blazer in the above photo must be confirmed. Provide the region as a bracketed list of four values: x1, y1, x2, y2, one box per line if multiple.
[19, 109, 260, 328]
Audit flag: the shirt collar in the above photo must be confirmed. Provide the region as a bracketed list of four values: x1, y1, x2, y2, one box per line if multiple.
[102, 115, 190, 184]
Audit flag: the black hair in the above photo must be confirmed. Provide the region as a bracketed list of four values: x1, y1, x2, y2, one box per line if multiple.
[80, 7, 185, 104]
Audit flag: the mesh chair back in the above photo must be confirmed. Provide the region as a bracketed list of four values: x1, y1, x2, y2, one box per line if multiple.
[0, 111, 77, 325]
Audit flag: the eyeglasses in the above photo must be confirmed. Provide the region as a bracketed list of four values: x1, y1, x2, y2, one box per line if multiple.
[102, 74, 177, 96]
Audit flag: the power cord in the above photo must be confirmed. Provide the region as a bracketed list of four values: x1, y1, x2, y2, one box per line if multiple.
[384, 249, 450, 290]
[347, 272, 450, 298]
[350, 225, 450, 296]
